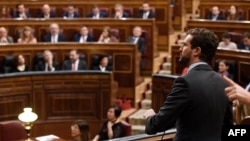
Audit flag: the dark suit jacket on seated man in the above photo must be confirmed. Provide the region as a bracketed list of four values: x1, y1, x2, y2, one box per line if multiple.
[13, 4, 31, 19]
[43, 23, 66, 43]
[35, 50, 60, 72]
[86, 5, 108, 19]
[137, 2, 155, 19]
[127, 26, 146, 54]
[72, 26, 94, 43]
[62, 49, 87, 71]
[63, 5, 80, 18]
[143, 28, 233, 141]
[238, 32, 250, 50]
[39, 4, 57, 19]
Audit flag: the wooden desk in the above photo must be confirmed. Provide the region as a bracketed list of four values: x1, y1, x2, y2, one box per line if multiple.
[0, 0, 171, 50]
[0, 71, 116, 139]
[0, 43, 142, 102]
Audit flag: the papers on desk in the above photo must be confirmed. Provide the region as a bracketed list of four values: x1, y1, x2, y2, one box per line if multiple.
[35, 134, 59, 141]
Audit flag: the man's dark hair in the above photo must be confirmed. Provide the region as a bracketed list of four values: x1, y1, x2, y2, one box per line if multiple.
[98, 55, 109, 63]
[186, 28, 219, 62]
[222, 32, 231, 39]
[243, 32, 250, 39]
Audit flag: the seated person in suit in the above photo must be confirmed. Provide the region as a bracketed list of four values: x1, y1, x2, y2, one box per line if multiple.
[63, 5, 80, 19]
[98, 26, 119, 43]
[17, 26, 37, 44]
[218, 32, 237, 50]
[43, 23, 66, 43]
[137, 2, 155, 19]
[34, 50, 60, 72]
[127, 26, 146, 54]
[71, 120, 89, 141]
[39, 4, 56, 19]
[113, 4, 129, 19]
[86, 4, 108, 19]
[217, 60, 234, 80]
[92, 106, 125, 141]
[73, 26, 94, 43]
[62, 49, 87, 71]
[92, 55, 112, 72]
[0, 27, 13, 44]
[13, 54, 29, 72]
[238, 32, 250, 50]
[205, 6, 225, 21]
[226, 5, 243, 21]
[0, 6, 12, 19]
[13, 4, 31, 19]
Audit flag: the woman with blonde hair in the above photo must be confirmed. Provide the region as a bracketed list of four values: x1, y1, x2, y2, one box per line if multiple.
[17, 26, 37, 44]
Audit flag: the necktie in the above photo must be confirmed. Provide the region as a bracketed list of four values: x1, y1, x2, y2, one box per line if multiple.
[72, 63, 76, 71]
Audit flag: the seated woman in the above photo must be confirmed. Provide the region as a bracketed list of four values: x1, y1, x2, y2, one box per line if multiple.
[71, 120, 89, 141]
[98, 26, 118, 43]
[13, 54, 29, 72]
[0, 6, 11, 19]
[226, 5, 243, 21]
[92, 106, 125, 141]
[217, 60, 234, 80]
[218, 32, 237, 50]
[92, 55, 113, 72]
[17, 26, 37, 44]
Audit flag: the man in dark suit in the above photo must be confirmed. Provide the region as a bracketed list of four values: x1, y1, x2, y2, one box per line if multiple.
[143, 28, 233, 141]
[39, 4, 56, 19]
[62, 49, 87, 71]
[128, 26, 146, 54]
[137, 2, 155, 19]
[238, 32, 250, 50]
[43, 23, 66, 43]
[113, 4, 129, 19]
[205, 6, 225, 21]
[86, 5, 108, 19]
[62, 5, 80, 19]
[13, 4, 31, 19]
[72, 26, 94, 43]
[34, 50, 60, 72]
[0, 27, 14, 44]
[92, 55, 112, 72]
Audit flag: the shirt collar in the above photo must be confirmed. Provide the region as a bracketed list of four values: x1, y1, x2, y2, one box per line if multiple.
[187, 62, 207, 73]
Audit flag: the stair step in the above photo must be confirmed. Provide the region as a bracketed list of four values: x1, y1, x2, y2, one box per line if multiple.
[144, 90, 152, 100]
[162, 62, 171, 70]
[158, 70, 171, 74]
[141, 99, 152, 109]
[129, 109, 148, 125]
[131, 125, 146, 135]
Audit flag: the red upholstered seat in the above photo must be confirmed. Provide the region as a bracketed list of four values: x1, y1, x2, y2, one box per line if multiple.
[123, 7, 133, 17]
[120, 121, 131, 136]
[0, 120, 27, 141]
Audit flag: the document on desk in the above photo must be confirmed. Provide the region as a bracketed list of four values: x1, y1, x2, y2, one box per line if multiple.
[35, 134, 59, 141]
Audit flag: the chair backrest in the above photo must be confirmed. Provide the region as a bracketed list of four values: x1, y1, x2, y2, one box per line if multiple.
[2, 55, 15, 73]
[228, 32, 244, 46]
[0, 120, 27, 141]
[120, 121, 131, 136]
[123, 7, 133, 17]
[99, 7, 109, 17]
[110, 29, 120, 41]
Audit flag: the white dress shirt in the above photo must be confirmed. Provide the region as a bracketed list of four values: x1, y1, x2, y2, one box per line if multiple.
[51, 35, 58, 43]
[79, 36, 87, 43]
[93, 13, 100, 19]
[99, 65, 106, 72]
[45, 63, 55, 72]
[143, 11, 150, 19]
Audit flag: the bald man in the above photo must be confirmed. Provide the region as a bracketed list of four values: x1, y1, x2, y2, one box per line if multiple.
[0, 27, 14, 44]
[39, 4, 56, 18]
[42, 23, 66, 43]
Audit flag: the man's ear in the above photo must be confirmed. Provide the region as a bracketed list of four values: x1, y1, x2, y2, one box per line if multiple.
[193, 47, 201, 56]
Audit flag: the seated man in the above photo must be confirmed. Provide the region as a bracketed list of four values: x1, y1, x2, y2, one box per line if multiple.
[113, 4, 129, 19]
[62, 49, 87, 71]
[13, 4, 31, 19]
[127, 26, 146, 54]
[218, 32, 237, 50]
[205, 6, 225, 21]
[39, 4, 56, 19]
[238, 32, 250, 50]
[34, 50, 60, 72]
[92, 55, 112, 72]
[137, 2, 155, 19]
[43, 23, 66, 43]
[0, 27, 13, 44]
[72, 26, 94, 43]
[86, 5, 108, 19]
[63, 5, 80, 19]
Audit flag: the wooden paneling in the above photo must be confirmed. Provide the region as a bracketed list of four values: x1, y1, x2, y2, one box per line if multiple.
[0, 43, 142, 101]
[0, 71, 116, 140]
[199, 0, 250, 20]
[0, 0, 171, 50]
[171, 45, 250, 86]
[152, 74, 178, 112]
[0, 18, 157, 75]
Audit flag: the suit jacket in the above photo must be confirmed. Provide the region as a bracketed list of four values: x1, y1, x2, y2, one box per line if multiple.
[128, 36, 146, 54]
[137, 10, 155, 19]
[43, 33, 67, 42]
[63, 12, 80, 18]
[86, 12, 108, 18]
[62, 59, 87, 70]
[0, 36, 14, 43]
[92, 65, 113, 71]
[13, 11, 31, 18]
[238, 42, 250, 50]
[38, 12, 57, 18]
[34, 60, 60, 71]
[205, 14, 225, 20]
[145, 64, 233, 141]
[72, 34, 94, 42]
